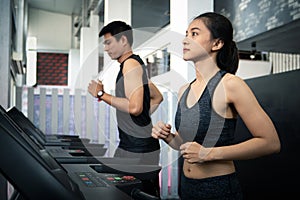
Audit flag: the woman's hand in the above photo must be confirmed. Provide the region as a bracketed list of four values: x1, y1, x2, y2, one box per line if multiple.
[180, 142, 212, 164]
[151, 121, 172, 140]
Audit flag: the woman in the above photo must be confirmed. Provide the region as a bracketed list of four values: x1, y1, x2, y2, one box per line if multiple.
[151, 12, 281, 200]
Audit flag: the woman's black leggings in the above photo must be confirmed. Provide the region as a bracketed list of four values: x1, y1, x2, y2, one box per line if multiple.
[180, 172, 243, 200]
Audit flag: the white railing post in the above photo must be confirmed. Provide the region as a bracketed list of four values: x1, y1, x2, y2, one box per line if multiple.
[74, 88, 83, 137]
[98, 102, 106, 144]
[51, 88, 58, 135]
[108, 106, 117, 157]
[39, 87, 46, 133]
[27, 87, 34, 122]
[63, 88, 70, 134]
[85, 93, 94, 140]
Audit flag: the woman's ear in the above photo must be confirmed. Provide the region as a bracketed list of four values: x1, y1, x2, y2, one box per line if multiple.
[212, 39, 224, 51]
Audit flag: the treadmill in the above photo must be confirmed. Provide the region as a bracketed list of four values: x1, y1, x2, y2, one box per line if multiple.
[62, 163, 161, 200]
[2, 106, 142, 166]
[6, 106, 162, 183]
[5, 106, 107, 160]
[7, 106, 93, 146]
[0, 105, 145, 200]
[8, 106, 86, 141]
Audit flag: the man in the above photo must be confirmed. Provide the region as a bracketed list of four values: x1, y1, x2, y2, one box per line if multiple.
[88, 21, 163, 197]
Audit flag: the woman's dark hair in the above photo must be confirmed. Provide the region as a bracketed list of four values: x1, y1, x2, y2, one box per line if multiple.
[99, 21, 133, 46]
[194, 12, 239, 74]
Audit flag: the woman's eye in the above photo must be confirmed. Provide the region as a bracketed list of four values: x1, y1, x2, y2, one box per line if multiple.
[192, 32, 198, 36]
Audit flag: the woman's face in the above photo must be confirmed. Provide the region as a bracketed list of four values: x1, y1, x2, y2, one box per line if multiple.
[182, 18, 215, 63]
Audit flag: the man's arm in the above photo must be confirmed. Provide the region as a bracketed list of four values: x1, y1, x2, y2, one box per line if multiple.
[89, 59, 162, 116]
[98, 58, 144, 116]
[148, 81, 163, 114]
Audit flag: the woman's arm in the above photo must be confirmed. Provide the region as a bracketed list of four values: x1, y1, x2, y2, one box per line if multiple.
[152, 121, 183, 150]
[151, 83, 189, 150]
[205, 75, 280, 162]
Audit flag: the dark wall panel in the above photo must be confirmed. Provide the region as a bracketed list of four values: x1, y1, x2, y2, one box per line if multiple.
[214, 0, 300, 54]
[234, 69, 300, 199]
[214, 0, 300, 42]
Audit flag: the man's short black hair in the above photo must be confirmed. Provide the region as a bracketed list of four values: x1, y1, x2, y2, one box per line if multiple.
[99, 21, 133, 46]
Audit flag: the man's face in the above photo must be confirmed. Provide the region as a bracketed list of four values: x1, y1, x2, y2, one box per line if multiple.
[103, 33, 123, 60]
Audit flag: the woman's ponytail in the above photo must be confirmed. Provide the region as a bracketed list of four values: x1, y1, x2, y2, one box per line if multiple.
[217, 41, 239, 74]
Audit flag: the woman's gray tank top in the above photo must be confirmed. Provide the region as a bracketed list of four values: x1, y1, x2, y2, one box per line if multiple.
[175, 70, 236, 147]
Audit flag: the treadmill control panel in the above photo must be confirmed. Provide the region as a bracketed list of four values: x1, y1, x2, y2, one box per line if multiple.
[77, 172, 108, 187]
[102, 174, 139, 185]
[76, 172, 141, 187]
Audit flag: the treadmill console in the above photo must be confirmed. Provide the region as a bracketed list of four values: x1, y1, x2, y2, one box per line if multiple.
[76, 171, 142, 196]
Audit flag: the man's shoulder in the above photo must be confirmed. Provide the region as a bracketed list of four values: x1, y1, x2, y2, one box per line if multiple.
[127, 54, 143, 63]
[123, 54, 143, 68]
[122, 59, 143, 75]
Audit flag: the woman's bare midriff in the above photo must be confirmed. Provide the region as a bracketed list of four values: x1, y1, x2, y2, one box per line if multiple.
[183, 160, 236, 179]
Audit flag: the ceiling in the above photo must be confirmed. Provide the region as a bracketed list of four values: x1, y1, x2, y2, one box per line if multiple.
[26, 0, 170, 28]
[27, 0, 83, 16]
[26, 0, 300, 54]
[26, 0, 170, 48]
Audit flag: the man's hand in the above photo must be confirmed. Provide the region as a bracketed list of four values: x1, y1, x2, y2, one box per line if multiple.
[88, 80, 103, 98]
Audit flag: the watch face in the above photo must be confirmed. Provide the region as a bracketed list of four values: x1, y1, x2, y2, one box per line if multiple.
[97, 91, 103, 97]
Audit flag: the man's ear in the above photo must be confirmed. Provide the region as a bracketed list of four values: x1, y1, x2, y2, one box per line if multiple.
[212, 39, 224, 52]
[120, 35, 128, 46]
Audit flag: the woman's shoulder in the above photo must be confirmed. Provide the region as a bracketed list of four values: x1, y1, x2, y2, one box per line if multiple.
[221, 73, 253, 101]
[222, 73, 245, 88]
[178, 83, 190, 100]
[179, 83, 190, 92]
